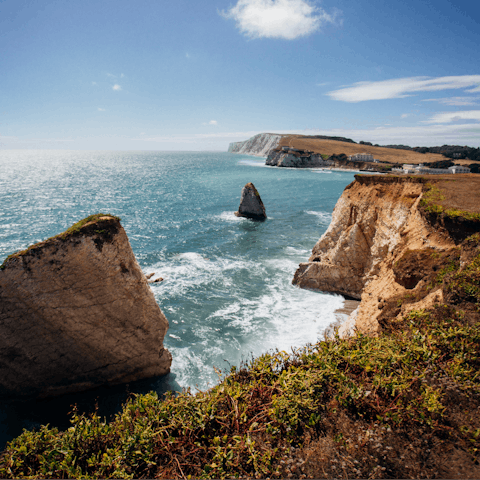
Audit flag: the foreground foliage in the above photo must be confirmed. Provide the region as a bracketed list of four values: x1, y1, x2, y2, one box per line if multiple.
[2, 302, 480, 478]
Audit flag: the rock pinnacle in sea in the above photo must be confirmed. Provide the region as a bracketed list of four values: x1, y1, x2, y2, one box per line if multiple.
[235, 182, 267, 221]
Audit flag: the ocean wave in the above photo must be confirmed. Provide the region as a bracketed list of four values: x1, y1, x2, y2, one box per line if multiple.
[305, 210, 332, 224]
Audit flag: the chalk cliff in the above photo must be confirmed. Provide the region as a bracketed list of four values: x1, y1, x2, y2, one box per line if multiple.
[228, 133, 282, 157]
[0, 214, 171, 399]
[293, 175, 458, 335]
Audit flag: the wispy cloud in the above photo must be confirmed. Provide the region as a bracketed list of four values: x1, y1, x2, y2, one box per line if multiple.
[136, 124, 480, 148]
[98, 107, 106, 111]
[327, 75, 480, 102]
[423, 96, 480, 106]
[92, 81, 97, 86]
[400, 113, 410, 118]
[112, 84, 122, 91]
[221, 0, 341, 40]
[186, 52, 190, 58]
[425, 110, 480, 124]
[203, 120, 218, 126]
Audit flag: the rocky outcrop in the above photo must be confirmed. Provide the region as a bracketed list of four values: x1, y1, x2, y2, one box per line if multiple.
[293, 175, 456, 335]
[235, 183, 267, 221]
[266, 148, 334, 168]
[228, 133, 282, 157]
[0, 214, 171, 399]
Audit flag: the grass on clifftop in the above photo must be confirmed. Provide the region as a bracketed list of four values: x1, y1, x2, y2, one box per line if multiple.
[0, 214, 120, 270]
[420, 181, 480, 222]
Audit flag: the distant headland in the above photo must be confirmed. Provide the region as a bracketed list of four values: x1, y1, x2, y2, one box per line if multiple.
[228, 133, 480, 173]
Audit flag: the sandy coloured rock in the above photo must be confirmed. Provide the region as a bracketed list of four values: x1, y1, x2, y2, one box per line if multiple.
[235, 183, 267, 221]
[0, 214, 171, 399]
[293, 175, 456, 335]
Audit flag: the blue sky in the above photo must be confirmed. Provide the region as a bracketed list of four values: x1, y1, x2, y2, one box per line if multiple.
[1, 0, 479, 150]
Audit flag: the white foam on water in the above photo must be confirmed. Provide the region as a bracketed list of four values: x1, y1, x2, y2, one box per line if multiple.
[237, 158, 269, 168]
[215, 211, 243, 222]
[305, 210, 332, 224]
[153, 253, 260, 292]
[160, 249, 345, 391]
[285, 246, 310, 256]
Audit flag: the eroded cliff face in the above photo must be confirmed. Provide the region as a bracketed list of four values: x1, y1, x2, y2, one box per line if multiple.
[0, 215, 171, 399]
[266, 149, 334, 168]
[228, 133, 282, 157]
[293, 176, 456, 335]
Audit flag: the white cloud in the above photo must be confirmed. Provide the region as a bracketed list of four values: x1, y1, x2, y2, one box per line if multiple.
[400, 113, 410, 118]
[327, 75, 480, 102]
[221, 0, 340, 40]
[112, 84, 122, 91]
[425, 110, 480, 124]
[98, 108, 106, 111]
[203, 120, 218, 126]
[423, 96, 479, 106]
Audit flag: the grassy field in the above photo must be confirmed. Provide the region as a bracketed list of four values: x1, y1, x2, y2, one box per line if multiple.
[279, 135, 462, 165]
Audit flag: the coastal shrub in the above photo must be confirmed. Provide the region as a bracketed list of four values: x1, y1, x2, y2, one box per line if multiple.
[2, 303, 480, 479]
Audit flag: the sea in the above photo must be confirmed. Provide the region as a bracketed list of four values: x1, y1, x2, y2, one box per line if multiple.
[0, 150, 356, 448]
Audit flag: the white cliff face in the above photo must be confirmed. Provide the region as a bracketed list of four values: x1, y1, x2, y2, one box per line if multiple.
[293, 176, 455, 335]
[0, 215, 171, 399]
[228, 133, 282, 157]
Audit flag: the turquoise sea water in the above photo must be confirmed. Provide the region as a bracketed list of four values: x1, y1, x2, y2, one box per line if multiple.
[0, 150, 355, 447]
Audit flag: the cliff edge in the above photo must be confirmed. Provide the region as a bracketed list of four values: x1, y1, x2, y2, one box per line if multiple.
[228, 133, 282, 157]
[293, 174, 480, 335]
[0, 214, 171, 399]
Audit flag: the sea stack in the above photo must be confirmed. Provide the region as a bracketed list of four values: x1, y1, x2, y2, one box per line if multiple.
[0, 214, 172, 399]
[235, 182, 267, 221]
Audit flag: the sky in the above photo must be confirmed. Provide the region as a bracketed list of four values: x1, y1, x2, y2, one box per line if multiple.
[1, 0, 479, 150]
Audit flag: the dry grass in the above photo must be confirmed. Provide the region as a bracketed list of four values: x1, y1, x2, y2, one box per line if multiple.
[279, 135, 448, 165]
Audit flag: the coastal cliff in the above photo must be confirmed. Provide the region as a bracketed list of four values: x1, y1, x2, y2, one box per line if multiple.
[228, 133, 282, 156]
[0, 214, 171, 399]
[293, 175, 480, 335]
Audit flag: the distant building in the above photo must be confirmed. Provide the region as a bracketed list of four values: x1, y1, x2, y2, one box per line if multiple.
[402, 164, 451, 175]
[350, 153, 374, 162]
[448, 165, 470, 174]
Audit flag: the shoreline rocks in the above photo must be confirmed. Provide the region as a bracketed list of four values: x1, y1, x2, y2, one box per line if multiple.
[235, 183, 267, 221]
[0, 214, 172, 399]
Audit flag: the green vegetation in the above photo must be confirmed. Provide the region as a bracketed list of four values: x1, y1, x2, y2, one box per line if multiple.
[56, 214, 120, 240]
[420, 184, 480, 221]
[2, 302, 480, 478]
[0, 214, 120, 270]
[448, 251, 480, 307]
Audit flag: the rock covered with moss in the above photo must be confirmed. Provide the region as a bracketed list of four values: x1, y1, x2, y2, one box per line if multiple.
[0, 214, 171, 399]
[235, 183, 267, 221]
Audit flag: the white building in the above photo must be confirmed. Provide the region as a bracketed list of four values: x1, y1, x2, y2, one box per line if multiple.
[350, 153, 374, 162]
[402, 164, 451, 175]
[448, 165, 470, 174]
